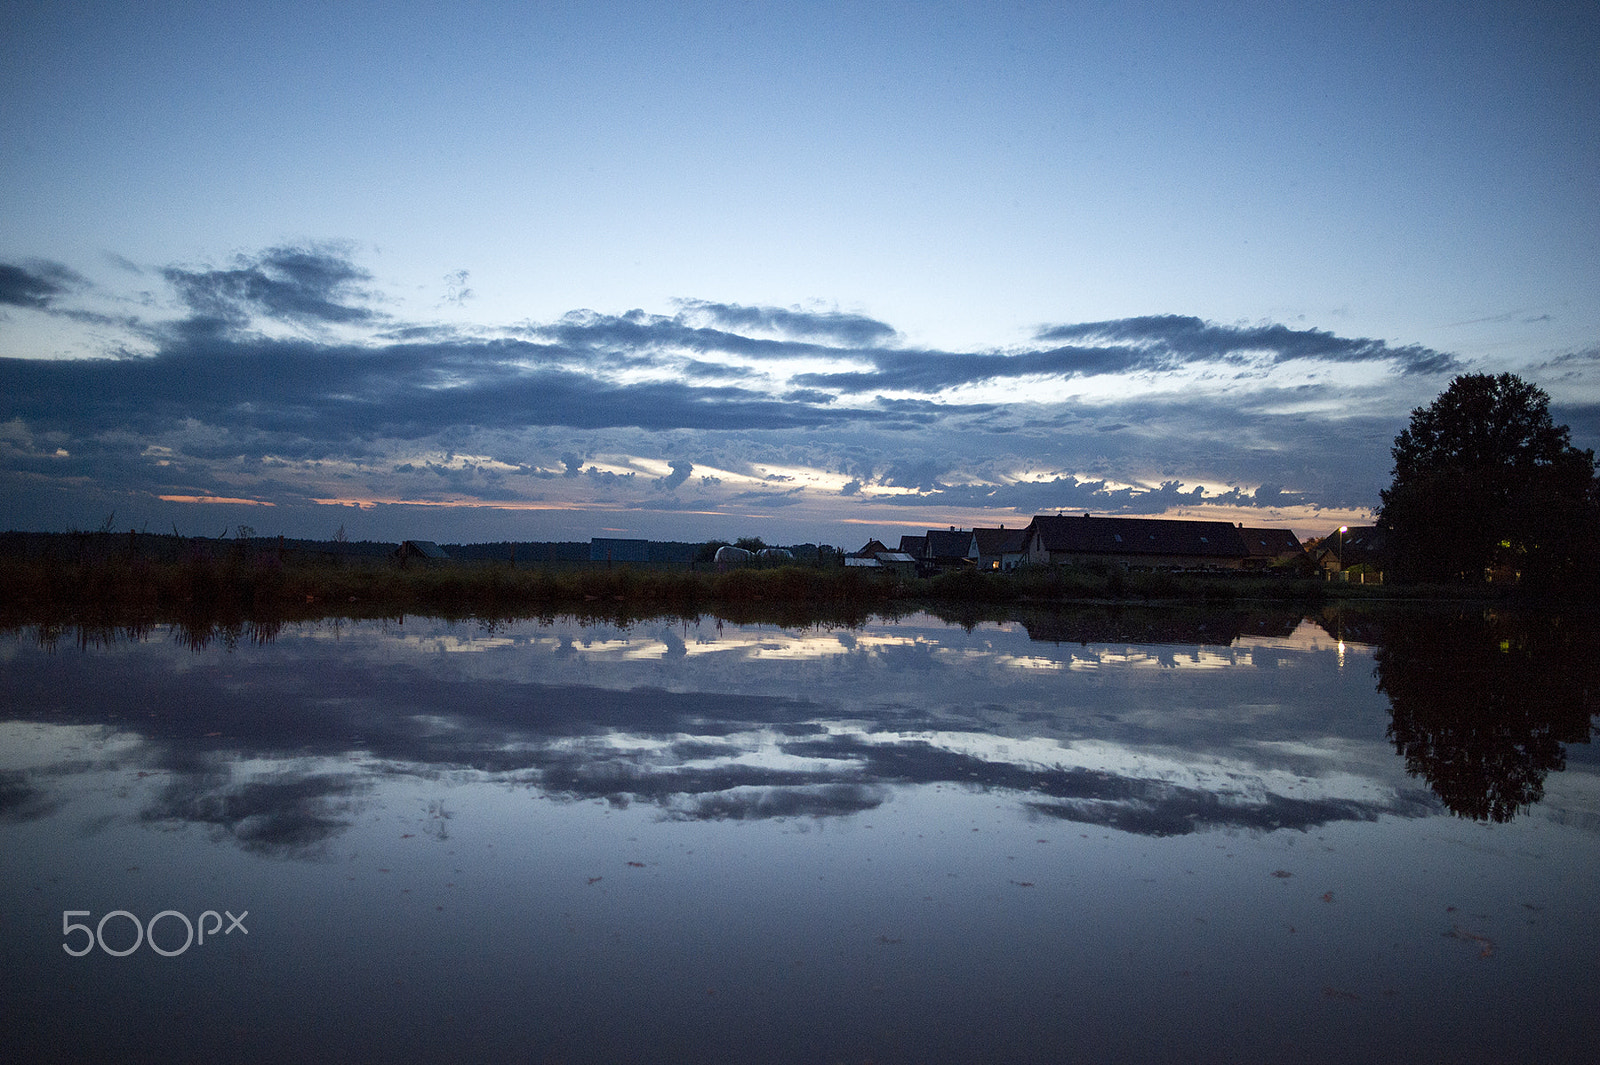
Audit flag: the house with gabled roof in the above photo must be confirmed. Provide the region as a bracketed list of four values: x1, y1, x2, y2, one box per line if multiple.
[1022, 514, 1252, 571]
[1309, 525, 1385, 581]
[969, 526, 1030, 571]
[1239, 527, 1310, 573]
[898, 534, 927, 559]
[922, 528, 973, 568]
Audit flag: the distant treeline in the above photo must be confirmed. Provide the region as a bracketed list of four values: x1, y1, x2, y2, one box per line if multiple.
[444, 540, 703, 564]
[0, 530, 397, 563]
[0, 531, 719, 565]
[1, 529, 1535, 630]
[0, 531, 849, 571]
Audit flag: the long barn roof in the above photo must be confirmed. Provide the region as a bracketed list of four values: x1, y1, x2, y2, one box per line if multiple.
[1028, 515, 1249, 559]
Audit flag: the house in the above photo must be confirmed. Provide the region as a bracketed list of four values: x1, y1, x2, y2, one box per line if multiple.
[898, 534, 928, 559]
[922, 528, 973, 569]
[394, 540, 450, 563]
[856, 539, 891, 558]
[1309, 526, 1385, 581]
[1239, 527, 1310, 573]
[969, 526, 1030, 571]
[1022, 515, 1252, 571]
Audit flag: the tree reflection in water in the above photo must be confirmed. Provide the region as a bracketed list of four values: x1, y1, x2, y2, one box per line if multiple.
[1372, 609, 1600, 822]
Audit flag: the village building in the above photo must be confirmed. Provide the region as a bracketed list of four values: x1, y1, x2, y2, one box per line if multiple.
[393, 540, 450, 563]
[897, 534, 927, 558]
[921, 528, 974, 569]
[968, 526, 1030, 571]
[1309, 526, 1385, 582]
[1239, 527, 1311, 573]
[1022, 515, 1253, 571]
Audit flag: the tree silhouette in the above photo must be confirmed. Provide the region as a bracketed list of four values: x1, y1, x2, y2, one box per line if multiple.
[1377, 373, 1599, 588]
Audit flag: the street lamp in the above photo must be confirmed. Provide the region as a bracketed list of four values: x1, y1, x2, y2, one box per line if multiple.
[1338, 525, 1348, 576]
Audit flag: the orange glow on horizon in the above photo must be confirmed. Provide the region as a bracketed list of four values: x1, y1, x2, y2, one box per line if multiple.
[307, 496, 733, 520]
[159, 495, 275, 506]
[311, 496, 582, 511]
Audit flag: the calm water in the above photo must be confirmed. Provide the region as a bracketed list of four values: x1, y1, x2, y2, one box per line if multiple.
[2, 606, 1597, 1064]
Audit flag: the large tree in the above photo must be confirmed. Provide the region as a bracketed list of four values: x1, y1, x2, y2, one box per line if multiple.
[1377, 372, 1599, 588]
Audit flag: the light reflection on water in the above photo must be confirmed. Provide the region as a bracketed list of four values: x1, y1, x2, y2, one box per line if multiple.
[2, 608, 1597, 1064]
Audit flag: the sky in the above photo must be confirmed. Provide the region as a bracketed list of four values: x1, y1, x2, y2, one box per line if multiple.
[2, 0, 1597, 547]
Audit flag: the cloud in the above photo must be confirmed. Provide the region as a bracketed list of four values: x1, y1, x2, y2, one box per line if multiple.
[880, 458, 948, 492]
[523, 306, 866, 366]
[0, 243, 1479, 536]
[790, 316, 1461, 395]
[0, 336, 881, 446]
[441, 269, 473, 306]
[654, 459, 694, 491]
[0, 259, 87, 309]
[726, 486, 808, 507]
[1037, 315, 1460, 376]
[161, 243, 379, 336]
[675, 299, 898, 347]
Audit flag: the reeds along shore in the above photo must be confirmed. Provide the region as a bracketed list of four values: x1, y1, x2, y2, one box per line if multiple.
[0, 538, 1359, 624]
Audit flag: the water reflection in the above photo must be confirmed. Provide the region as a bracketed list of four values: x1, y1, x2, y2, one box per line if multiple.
[1372, 609, 1600, 822]
[5, 607, 1596, 853]
[3, 607, 1596, 847]
[5, 607, 1600, 1065]
[0, 604, 1454, 861]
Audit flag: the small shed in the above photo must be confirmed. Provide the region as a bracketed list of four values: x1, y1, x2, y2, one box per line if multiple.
[873, 551, 918, 577]
[394, 540, 451, 564]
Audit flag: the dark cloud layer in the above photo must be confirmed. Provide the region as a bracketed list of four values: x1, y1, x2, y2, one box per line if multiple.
[1038, 315, 1460, 376]
[676, 299, 898, 347]
[0, 259, 87, 309]
[0, 243, 1475, 534]
[0, 337, 873, 443]
[160, 244, 379, 338]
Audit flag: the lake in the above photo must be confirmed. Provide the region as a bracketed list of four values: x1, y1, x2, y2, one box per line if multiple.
[2, 605, 1597, 1064]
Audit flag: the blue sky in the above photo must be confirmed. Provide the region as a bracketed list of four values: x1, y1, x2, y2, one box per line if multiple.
[2, 0, 1597, 546]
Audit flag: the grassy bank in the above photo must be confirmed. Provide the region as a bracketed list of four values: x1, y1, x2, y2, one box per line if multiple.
[2, 547, 1571, 657]
[0, 546, 1522, 634]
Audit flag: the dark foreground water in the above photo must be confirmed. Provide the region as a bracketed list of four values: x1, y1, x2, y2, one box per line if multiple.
[2, 606, 1597, 1064]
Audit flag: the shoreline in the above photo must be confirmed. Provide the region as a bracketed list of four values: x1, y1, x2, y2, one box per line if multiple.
[3, 548, 1575, 641]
